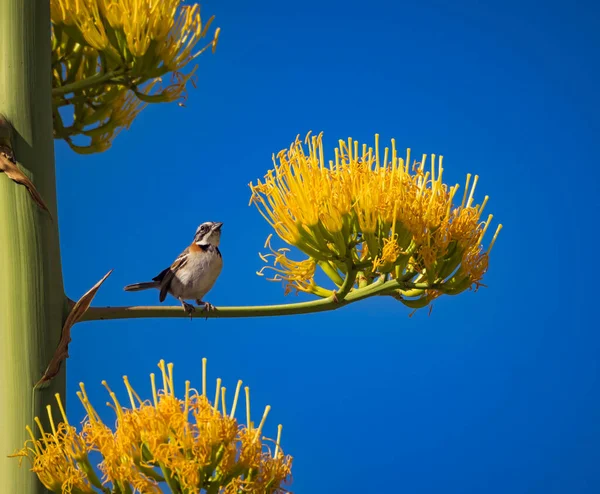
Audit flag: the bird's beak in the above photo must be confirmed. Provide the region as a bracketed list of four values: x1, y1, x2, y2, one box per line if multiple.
[213, 222, 223, 231]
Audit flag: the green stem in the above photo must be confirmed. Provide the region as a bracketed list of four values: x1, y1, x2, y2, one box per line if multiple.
[158, 462, 182, 494]
[1, 2, 67, 493]
[52, 67, 126, 97]
[334, 263, 357, 300]
[80, 279, 433, 322]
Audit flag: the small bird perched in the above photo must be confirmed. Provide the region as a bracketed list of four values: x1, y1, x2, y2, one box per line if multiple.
[124, 221, 223, 317]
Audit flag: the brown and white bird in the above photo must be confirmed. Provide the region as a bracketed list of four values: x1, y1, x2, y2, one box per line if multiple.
[124, 221, 223, 316]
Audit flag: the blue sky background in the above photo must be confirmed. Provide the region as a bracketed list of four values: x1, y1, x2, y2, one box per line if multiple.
[56, 0, 599, 492]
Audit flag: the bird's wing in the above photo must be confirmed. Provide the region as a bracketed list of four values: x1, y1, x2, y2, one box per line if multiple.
[157, 247, 190, 303]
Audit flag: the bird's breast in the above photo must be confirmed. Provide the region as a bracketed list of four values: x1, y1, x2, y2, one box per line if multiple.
[172, 250, 223, 299]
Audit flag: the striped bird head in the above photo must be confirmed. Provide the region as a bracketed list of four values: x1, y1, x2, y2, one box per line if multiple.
[194, 221, 223, 247]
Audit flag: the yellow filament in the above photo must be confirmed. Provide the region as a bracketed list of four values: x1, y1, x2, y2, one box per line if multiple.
[167, 362, 175, 396]
[213, 378, 221, 412]
[77, 383, 100, 423]
[230, 380, 243, 419]
[487, 224, 503, 253]
[184, 380, 191, 420]
[202, 358, 207, 396]
[221, 387, 227, 416]
[461, 174, 471, 207]
[150, 373, 158, 406]
[479, 214, 494, 242]
[419, 154, 427, 172]
[158, 360, 168, 393]
[26, 425, 41, 454]
[274, 424, 283, 458]
[102, 381, 124, 420]
[256, 405, 271, 437]
[55, 393, 69, 425]
[122, 376, 137, 409]
[46, 405, 58, 438]
[34, 417, 49, 447]
[466, 175, 479, 208]
[245, 386, 251, 430]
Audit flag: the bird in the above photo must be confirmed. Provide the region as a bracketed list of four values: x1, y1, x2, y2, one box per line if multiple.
[124, 221, 223, 317]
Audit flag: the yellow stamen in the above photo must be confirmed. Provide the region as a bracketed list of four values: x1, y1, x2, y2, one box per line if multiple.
[26, 425, 41, 455]
[157, 359, 168, 393]
[202, 357, 207, 396]
[274, 424, 283, 458]
[34, 417, 49, 447]
[150, 373, 158, 406]
[221, 387, 227, 416]
[102, 380, 124, 420]
[122, 376, 137, 409]
[230, 380, 243, 419]
[479, 195, 489, 217]
[256, 405, 271, 437]
[184, 380, 191, 420]
[213, 378, 221, 412]
[245, 386, 251, 430]
[461, 173, 471, 208]
[466, 175, 479, 208]
[487, 224, 503, 253]
[55, 393, 69, 425]
[167, 362, 175, 396]
[46, 405, 58, 438]
[479, 214, 494, 242]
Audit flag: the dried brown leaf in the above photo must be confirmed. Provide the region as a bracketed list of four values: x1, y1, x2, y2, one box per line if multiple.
[35, 270, 113, 389]
[0, 148, 52, 218]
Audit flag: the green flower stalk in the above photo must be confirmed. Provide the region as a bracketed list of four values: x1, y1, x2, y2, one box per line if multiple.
[11, 359, 292, 494]
[250, 132, 502, 312]
[50, 0, 220, 153]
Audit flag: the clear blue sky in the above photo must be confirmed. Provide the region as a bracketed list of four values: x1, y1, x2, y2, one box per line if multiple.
[57, 0, 599, 492]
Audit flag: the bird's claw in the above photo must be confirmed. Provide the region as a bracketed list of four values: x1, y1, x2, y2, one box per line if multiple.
[331, 291, 339, 303]
[196, 300, 215, 319]
[181, 301, 196, 320]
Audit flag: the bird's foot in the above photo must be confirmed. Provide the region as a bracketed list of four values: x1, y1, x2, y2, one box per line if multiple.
[180, 300, 196, 320]
[196, 299, 215, 312]
[331, 291, 339, 303]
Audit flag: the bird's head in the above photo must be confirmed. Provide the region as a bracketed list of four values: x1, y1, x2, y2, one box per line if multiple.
[194, 221, 223, 247]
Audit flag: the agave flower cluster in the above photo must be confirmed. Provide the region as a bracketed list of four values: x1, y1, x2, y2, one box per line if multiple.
[250, 132, 501, 310]
[12, 360, 292, 493]
[50, 0, 219, 153]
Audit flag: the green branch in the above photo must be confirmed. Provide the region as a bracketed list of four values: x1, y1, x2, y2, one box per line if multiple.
[80, 279, 434, 322]
[52, 67, 126, 97]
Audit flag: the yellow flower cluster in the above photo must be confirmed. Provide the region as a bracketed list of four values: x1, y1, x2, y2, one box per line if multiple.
[50, 0, 219, 153]
[11, 360, 292, 494]
[250, 132, 502, 308]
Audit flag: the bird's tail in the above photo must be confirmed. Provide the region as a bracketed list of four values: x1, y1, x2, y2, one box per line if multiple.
[123, 281, 159, 292]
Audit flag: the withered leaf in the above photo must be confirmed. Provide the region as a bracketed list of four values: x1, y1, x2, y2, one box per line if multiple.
[0, 149, 52, 219]
[35, 270, 113, 390]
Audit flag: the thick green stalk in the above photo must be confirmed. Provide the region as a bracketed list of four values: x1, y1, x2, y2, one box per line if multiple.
[0, 2, 66, 494]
